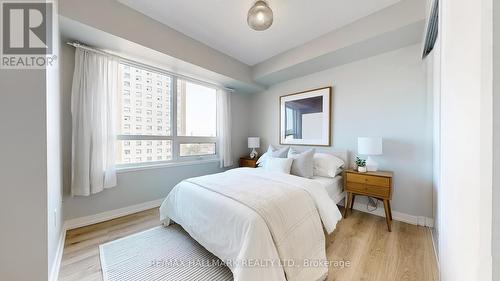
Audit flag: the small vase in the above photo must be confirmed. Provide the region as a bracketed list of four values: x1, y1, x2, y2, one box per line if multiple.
[358, 166, 367, 173]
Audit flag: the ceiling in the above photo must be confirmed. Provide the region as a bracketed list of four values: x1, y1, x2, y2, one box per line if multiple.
[117, 0, 401, 66]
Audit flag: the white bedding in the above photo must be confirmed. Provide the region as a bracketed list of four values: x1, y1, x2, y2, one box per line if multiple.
[310, 175, 345, 204]
[160, 168, 342, 281]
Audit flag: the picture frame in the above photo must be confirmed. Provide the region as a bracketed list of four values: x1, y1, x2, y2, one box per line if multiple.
[279, 87, 332, 146]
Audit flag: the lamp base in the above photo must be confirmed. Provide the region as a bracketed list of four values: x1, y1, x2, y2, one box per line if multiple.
[366, 156, 378, 171]
[249, 148, 258, 159]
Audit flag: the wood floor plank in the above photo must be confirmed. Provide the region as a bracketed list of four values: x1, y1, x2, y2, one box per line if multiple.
[59, 207, 439, 281]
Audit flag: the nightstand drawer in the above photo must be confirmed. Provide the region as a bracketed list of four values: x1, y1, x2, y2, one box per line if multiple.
[239, 158, 257, 168]
[345, 182, 390, 198]
[346, 173, 390, 187]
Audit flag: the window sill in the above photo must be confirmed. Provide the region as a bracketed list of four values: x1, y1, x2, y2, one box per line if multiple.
[116, 158, 220, 174]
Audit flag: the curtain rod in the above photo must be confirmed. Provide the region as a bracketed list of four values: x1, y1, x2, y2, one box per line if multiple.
[66, 41, 235, 93]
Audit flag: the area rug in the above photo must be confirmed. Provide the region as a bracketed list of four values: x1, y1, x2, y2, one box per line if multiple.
[99, 225, 233, 281]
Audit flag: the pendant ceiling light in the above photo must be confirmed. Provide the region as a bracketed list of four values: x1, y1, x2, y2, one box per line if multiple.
[247, 1, 273, 31]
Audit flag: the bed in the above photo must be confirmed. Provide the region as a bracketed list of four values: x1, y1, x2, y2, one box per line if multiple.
[160, 150, 347, 281]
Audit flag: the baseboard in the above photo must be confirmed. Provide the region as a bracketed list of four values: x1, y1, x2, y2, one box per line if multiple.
[342, 200, 434, 227]
[64, 197, 432, 230]
[64, 198, 164, 230]
[49, 227, 66, 281]
[51, 198, 163, 281]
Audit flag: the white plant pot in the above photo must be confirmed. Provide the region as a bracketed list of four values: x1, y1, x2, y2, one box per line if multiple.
[358, 166, 367, 173]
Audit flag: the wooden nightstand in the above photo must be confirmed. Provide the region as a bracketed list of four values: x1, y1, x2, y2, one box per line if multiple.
[239, 157, 258, 168]
[343, 170, 394, 231]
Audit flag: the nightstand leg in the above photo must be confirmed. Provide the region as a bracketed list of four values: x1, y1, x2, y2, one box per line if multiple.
[383, 199, 392, 232]
[387, 200, 393, 221]
[343, 192, 352, 218]
[350, 195, 356, 210]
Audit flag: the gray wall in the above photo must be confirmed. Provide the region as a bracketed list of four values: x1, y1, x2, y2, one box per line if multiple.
[249, 44, 433, 218]
[0, 11, 63, 281]
[252, 0, 426, 85]
[0, 71, 49, 280]
[493, 0, 499, 278]
[60, 43, 252, 220]
[59, 0, 261, 93]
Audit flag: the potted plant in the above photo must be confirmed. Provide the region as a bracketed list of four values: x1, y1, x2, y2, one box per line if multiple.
[356, 157, 367, 173]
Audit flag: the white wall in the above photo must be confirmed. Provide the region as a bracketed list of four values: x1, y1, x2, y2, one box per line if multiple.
[250, 44, 433, 218]
[425, 45, 441, 256]
[493, 0, 500, 278]
[47, 14, 64, 280]
[437, 0, 493, 280]
[423, 0, 442, 253]
[59, 44, 252, 220]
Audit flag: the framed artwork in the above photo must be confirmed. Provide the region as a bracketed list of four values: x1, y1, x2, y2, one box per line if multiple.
[279, 87, 331, 146]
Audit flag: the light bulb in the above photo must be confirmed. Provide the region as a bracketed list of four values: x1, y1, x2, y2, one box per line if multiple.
[256, 12, 264, 22]
[247, 1, 273, 31]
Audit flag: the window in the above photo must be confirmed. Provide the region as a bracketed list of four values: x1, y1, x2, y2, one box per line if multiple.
[115, 63, 218, 167]
[177, 79, 216, 137]
[176, 79, 217, 158]
[116, 64, 172, 165]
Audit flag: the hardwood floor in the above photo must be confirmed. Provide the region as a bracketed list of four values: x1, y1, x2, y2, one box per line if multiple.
[325, 211, 439, 281]
[59, 208, 439, 281]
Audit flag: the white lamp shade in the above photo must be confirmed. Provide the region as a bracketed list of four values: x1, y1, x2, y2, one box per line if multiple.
[358, 137, 383, 155]
[248, 137, 260, 148]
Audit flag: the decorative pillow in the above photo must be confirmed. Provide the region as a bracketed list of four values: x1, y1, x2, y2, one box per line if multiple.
[313, 153, 345, 177]
[288, 148, 315, 178]
[256, 145, 290, 167]
[265, 157, 294, 174]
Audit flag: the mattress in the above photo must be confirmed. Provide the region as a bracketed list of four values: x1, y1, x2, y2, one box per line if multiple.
[310, 175, 345, 204]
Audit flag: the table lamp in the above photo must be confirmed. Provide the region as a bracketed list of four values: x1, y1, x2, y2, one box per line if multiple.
[248, 137, 260, 159]
[358, 137, 383, 171]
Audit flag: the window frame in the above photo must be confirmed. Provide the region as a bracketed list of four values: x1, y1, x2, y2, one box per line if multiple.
[116, 61, 219, 171]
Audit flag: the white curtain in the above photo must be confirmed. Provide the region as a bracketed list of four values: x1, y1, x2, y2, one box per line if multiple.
[71, 48, 118, 196]
[217, 89, 233, 168]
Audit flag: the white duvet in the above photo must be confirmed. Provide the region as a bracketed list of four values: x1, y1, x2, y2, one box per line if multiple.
[160, 168, 342, 281]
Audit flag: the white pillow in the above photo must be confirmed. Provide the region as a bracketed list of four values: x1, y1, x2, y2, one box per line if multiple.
[256, 145, 290, 167]
[313, 153, 345, 177]
[265, 157, 294, 174]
